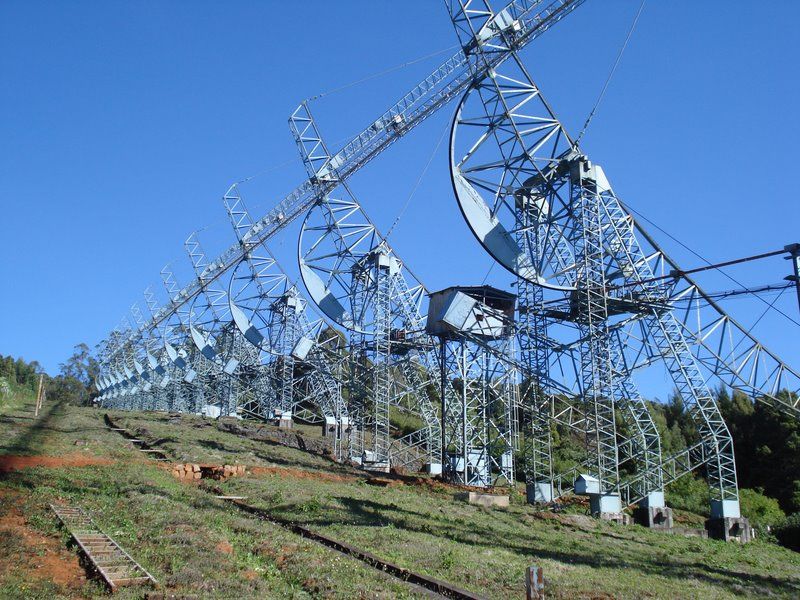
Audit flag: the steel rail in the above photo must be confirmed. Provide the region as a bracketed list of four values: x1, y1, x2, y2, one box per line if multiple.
[104, 413, 485, 600]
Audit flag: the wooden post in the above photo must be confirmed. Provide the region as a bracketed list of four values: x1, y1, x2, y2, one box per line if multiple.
[525, 565, 544, 600]
[34, 374, 44, 417]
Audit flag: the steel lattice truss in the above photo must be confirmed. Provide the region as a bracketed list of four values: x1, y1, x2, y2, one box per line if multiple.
[96, 1, 800, 522]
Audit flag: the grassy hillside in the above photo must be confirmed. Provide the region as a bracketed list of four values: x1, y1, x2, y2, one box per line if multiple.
[1, 397, 799, 599]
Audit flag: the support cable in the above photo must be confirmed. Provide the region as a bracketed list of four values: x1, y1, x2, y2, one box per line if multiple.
[575, 0, 646, 146]
[308, 45, 459, 102]
[610, 247, 787, 289]
[686, 282, 794, 303]
[481, 261, 496, 285]
[620, 200, 800, 329]
[737, 284, 788, 344]
[385, 117, 451, 239]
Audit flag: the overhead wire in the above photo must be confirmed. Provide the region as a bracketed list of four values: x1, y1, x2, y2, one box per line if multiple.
[234, 130, 356, 190]
[384, 116, 451, 240]
[239, 44, 459, 208]
[620, 199, 800, 329]
[307, 45, 459, 102]
[690, 282, 794, 302]
[154, 47, 463, 285]
[234, 157, 300, 186]
[575, 0, 646, 146]
[481, 261, 496, 286]
[608, 247, 788, 290]
[735, 284, 789, 351]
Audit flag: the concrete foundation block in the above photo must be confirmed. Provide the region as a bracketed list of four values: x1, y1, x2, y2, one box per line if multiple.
[706, 517, 752, 543]
[526, 482, 554, 504]
[425, 463, 443, 476]
[634, 505, 674, 530]
[710, 499, 741, 519]
[598, 512, 631, 525]
[589, 493, 621, 516]
[363, 461, 390, 474]
[456, 491, 510, 508]
[639, 491, 665, 509]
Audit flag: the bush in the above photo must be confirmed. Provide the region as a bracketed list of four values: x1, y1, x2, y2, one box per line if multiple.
[773, 512, 800, 552]
[739, 488, 785, 529]
[666, 474, 710, 515]
[0, 376, 10, 403]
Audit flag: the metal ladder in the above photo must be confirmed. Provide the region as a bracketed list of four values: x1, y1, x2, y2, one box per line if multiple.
[51, 503, 157, 591]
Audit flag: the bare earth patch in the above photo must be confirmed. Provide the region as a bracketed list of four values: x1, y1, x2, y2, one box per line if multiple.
[249, 465, 357, 483]
[0, 453, 114, 472]
[215, 540, 234, 555]
[0, 489, 86, 589]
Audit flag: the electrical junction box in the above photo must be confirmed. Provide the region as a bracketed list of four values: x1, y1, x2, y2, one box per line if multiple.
[426, 286, 515, 339]
[574, 474, 601, 495]
[292, 336, 315, 361]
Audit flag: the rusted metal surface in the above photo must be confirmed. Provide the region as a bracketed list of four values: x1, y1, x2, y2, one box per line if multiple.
[525, 565, 544, 600]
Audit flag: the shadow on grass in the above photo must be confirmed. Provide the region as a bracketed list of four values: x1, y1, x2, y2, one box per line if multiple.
[285, 495, 800, 598]
[2, 399, 68, 455]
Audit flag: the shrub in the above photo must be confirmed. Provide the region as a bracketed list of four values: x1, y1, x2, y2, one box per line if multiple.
[666, 474, 709, 515]
[739, 488, 785, 529]
[773, 512, 800, 552]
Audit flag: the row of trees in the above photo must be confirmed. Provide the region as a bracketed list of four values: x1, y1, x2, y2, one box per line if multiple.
[0, 344, 99, 406]
[0, 354, 44, 393]
[656, 388, 800, 514]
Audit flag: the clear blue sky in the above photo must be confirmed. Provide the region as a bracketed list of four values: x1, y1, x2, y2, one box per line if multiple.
[1, 1, 799, 399]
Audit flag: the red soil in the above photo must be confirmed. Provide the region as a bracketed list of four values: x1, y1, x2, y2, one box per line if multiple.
[0, 490, 86, 589]
[249, 465, 356, 483]
[0, 453, 113, 472]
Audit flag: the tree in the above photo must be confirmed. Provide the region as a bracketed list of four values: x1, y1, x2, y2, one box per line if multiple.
[717, 388, 800, 513]
[49, 343, 99, 406]
[59, 343, 96, 386]
[0, 356, 14, 381]
[739, 488, 785, 529]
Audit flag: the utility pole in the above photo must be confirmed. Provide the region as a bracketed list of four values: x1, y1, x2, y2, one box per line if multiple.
[34, 374, 44, 417]
[785, 243, 800, 315]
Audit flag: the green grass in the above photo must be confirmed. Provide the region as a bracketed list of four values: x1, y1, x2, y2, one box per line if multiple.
[3, 400, 800, 598]
[217, 465, 800, 598]
[0, 400, 420, 599]
[111, 410, 348, 475]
